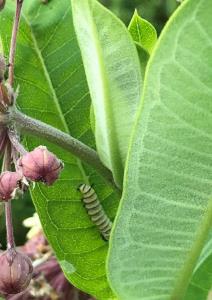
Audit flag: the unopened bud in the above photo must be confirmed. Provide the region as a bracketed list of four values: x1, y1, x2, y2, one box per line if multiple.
[0, 248, 33, 294]
[0, 171, 22, 201]
[0, 0, 5, 11]
[19, 146, 63, 185]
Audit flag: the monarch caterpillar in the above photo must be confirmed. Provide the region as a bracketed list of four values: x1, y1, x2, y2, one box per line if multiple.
[79, 184, 112, 241]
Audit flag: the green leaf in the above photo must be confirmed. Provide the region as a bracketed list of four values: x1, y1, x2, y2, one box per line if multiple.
[185, 232, 212, 300]
[128, 10, 154, 79]
[71, 0, 142, 188]
[0, 1, 119, 298]
[128, 9, 157, 54]
[108, 0, 212, 299]
[134, 43, 149, 79]
[90, 104, 96, 135]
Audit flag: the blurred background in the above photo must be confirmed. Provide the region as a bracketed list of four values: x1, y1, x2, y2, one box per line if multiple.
[101, 0, 179, 32]
[0, 0, 180, 248]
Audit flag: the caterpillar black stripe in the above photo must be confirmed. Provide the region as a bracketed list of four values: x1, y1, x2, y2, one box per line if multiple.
[79, 184, 112, 241]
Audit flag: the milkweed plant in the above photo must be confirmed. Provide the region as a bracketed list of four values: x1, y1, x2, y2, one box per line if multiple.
[0, 0, 211, 299]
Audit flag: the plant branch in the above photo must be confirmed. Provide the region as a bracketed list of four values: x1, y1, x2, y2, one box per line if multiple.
[5, 200, 15, 249]
[8, 0, 24, 86]
[2, 143, 16, 249]
[11, 109, 120, 192]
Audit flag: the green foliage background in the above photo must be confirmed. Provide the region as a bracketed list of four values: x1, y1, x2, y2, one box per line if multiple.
[0, 0, 179, 248]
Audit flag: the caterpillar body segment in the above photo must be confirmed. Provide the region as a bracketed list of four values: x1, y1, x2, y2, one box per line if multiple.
[79, 184, 112, 241]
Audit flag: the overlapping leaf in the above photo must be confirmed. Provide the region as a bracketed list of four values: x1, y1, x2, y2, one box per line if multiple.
[72, 0, 142, 188]
[108, 0, 212, 299]
[0, 1, 119, 298]
[185, 232, 212, 300]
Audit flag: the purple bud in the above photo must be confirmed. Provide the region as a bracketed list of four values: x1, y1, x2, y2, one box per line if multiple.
[19, 146, 63, 186]
[0, 171, 22, 201]
[0, 0, 5, 11]
[0, 249, 33, 295]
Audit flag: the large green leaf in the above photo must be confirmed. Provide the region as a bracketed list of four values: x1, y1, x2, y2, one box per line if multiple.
[185, 232, 212, 300]
[71, 0, 142, 188]
[108, 0, 212, 299]
[0, 1, 119, 298]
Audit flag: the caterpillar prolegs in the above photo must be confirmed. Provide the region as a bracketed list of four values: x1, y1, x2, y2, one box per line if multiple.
[79, 184, 113, 241]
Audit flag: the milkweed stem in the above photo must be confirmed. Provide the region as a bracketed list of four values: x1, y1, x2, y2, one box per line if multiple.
[2, 143, 16, 249]
[11, 109, 121, 194]
[8, 0, 24, 86]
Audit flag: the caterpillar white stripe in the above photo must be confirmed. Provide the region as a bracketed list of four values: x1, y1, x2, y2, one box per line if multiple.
[79, 184, 112, 241]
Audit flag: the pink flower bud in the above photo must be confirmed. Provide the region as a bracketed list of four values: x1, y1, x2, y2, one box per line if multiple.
[0, 171, 22, 201]
[0, 249, 33, 295]
[19, 146, 63, 186]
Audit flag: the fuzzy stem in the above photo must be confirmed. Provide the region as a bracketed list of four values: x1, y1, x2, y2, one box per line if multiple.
[5, 200, 15, 249]
[8, 0, 24, 86]
[8, 129, 27, 155]
[11, 109, 120, 192]
[2, 143, 16, 249]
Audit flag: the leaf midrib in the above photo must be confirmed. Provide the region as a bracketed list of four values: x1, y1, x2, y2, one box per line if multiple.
[81, 0, 124, 178]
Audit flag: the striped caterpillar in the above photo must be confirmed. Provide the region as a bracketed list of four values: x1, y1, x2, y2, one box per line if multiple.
[79, 184, 112, 241]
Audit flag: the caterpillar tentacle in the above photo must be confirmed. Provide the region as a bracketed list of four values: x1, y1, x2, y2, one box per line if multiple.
[79, 184, 113, 241]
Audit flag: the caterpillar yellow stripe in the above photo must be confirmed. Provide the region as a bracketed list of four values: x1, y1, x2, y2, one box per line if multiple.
[79, 184, 112, 241]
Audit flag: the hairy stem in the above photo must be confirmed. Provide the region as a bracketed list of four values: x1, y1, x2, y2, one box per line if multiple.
[5, 200, 15, 249]
[8, 129, 27, 155]
[2, 143, 16, 249]
[8, 0, 24, 86]
[11, 109, 120, 192]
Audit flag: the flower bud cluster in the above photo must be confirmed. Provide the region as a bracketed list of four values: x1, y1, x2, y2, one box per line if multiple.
[0, 146, 63, 202]
[0, 146, 63, 295]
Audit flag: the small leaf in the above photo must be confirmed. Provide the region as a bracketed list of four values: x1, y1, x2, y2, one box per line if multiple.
[108, 0, 212, 299]
[71, 0, 142, 188]
[128, 9, 157, 54]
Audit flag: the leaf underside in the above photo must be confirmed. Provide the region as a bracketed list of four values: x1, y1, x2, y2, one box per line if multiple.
[108, 0, 212, 299]
[0, 1, 119, 299]
[71, 0, 142, 188]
